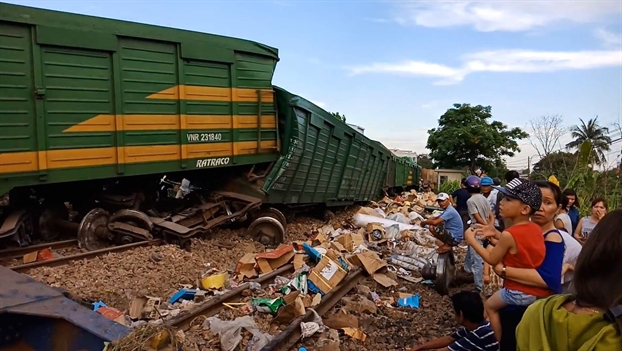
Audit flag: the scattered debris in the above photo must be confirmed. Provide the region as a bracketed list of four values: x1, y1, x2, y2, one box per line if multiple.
[24, 190, 475, 350]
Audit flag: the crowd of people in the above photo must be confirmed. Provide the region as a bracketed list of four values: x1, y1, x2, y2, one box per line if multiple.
[409, 171, 621, 351]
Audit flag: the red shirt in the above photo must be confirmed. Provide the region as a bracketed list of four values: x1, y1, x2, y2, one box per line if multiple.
[502, 222, 550, 297]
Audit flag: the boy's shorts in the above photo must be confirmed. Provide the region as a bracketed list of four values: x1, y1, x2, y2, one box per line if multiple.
[431, 222, 459, 247]
[499, 288, 537, 306]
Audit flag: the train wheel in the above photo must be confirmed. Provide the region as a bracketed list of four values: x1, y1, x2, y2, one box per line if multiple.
[36, 203, 69, 241]
[323, 209, 335, 224]
[108, 209, 154, 245]
[247, 217, 285, 247]
[77, 208, 111, 251]
[256, 207, 287, 228]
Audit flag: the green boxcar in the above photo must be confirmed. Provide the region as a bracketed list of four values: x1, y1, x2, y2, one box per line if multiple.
[0, 3, 280, 196]
[263, 87, 392, 206]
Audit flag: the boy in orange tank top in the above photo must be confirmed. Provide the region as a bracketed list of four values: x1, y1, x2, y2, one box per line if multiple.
[465, 178, 547, 341]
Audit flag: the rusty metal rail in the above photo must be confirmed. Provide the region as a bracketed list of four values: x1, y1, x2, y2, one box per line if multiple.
[168, 264, 295, 330]
[260, 268, 364, 351]
[0, 239, 78, 259]
[10, 240, 163, 273]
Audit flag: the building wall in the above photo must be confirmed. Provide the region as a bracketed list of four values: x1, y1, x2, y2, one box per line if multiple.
[390, 149, 418, 159]
[437, 171, 463, 185]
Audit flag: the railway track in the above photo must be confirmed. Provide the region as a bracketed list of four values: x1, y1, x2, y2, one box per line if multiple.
[0, 239, 78, 259]
[260, 268, 364, 351]
[166, 265, 364, 351]
[10, 240, 164, 273]
[167, 264, 295, 330]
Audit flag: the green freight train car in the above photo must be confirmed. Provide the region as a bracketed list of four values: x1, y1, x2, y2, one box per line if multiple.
[0, 2, 280, 197]
[0, 3, 421, 250]
[0, 2, 283, 248]
[262, 87, 393, 211]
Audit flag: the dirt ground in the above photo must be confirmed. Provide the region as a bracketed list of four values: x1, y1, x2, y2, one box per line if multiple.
[23, 205, 475, 350]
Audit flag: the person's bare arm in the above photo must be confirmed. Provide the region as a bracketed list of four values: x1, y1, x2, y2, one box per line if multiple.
[554, 219, 566, 230]
[488, 211, 495, 224]
[574, 219, 585, 244]
[474, 222, 501, 240]
[494, 263, 546, 286]
[421, 217, 444, 226]
[473, 213, 486, 225]
[407, 335, 455, 351]
[492, 232, 563, 288]
[465, 228, 513, 265]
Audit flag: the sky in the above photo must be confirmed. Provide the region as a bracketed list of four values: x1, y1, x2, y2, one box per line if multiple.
[6, 0, 622, 170]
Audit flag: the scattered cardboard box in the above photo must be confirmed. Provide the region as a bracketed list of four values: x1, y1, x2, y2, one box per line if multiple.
[293, 254, 306, 270]
[309, 255, 347, 294]
[348, 251, 386, 275]
[255, 245, 295, 274]
[323, 310, 359, 329]
[372, 273, 398, 288]
[342, 327, 367, 341]
[236, 253, 258, 279]
[335, 233, 365, 252]
[366, 223, 387, 244]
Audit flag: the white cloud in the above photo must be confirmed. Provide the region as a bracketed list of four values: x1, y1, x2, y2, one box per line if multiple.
[393, 1, 621, 32]
[348, 49, 622, 85]
[594, 28, 622, 49]
[312, 100, 326, 109]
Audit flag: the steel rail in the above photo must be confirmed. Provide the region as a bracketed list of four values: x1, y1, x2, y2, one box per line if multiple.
[166, 263, 294, 330]
[168, 264, 295, 330]
[11, 240, 163, 273]
[260, 268, 364, 351]
[0, 239, 79, 259]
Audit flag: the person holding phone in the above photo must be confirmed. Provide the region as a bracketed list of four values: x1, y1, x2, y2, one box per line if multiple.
[574, 198, 608, 245]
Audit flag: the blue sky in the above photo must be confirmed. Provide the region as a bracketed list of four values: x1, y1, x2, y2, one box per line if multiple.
[6, 0, 622, 169]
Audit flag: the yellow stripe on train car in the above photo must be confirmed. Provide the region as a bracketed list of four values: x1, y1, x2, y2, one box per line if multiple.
[0, 140, 277, 174]
[62, 115, 277, 133]
[146, 86, 275, 103]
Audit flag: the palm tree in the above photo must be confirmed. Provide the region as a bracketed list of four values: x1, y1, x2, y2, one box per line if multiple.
[565, 116, 611, 165]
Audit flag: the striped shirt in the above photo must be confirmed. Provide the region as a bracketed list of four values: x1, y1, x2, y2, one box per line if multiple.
[448, 321, 499, 351]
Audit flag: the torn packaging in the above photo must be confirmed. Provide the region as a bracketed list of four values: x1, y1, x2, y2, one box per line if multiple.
[236, 253, 258, 278]
[255, 245, 294, 274]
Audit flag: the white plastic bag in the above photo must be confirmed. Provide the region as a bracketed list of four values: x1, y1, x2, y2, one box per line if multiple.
[204, 315, 272, 351]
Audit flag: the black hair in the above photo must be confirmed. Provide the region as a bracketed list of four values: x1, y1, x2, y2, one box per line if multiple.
[591, 197, 608, 210]
[461, 178, 467, 185]
[493, 177, 501, 186]
[560, 193, 569, 211]
[573, 210, 622, 314]
[535, 181, 563, 206]
[466, 186, 481, 194]
[504, 170, 520, 183]
[562, 188, 580, 208]
[451, 291, 485, 323]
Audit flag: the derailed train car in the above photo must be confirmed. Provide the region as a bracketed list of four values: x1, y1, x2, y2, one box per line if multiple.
[0, 2, 421, 251]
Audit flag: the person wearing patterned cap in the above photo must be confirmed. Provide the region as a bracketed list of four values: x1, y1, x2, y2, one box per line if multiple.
[464, 178, 549, 342]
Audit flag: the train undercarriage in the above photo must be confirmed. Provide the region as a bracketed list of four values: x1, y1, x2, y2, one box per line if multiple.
[0, 171, 288, 252]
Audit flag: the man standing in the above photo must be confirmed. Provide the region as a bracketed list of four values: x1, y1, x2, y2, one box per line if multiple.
[421, 193, 464, 254]
[451, 178, 470, 231]
[464, 175, 493, 293]
[481, 176, 502, 231]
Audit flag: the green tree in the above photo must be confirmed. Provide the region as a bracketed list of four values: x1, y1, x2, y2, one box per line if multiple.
[531, 151, 578, 187]
[416, 154, 434, 169]
[565, 116, 611, 166]
[331, 112, 346, 123]
[426, 103, 528, 173]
